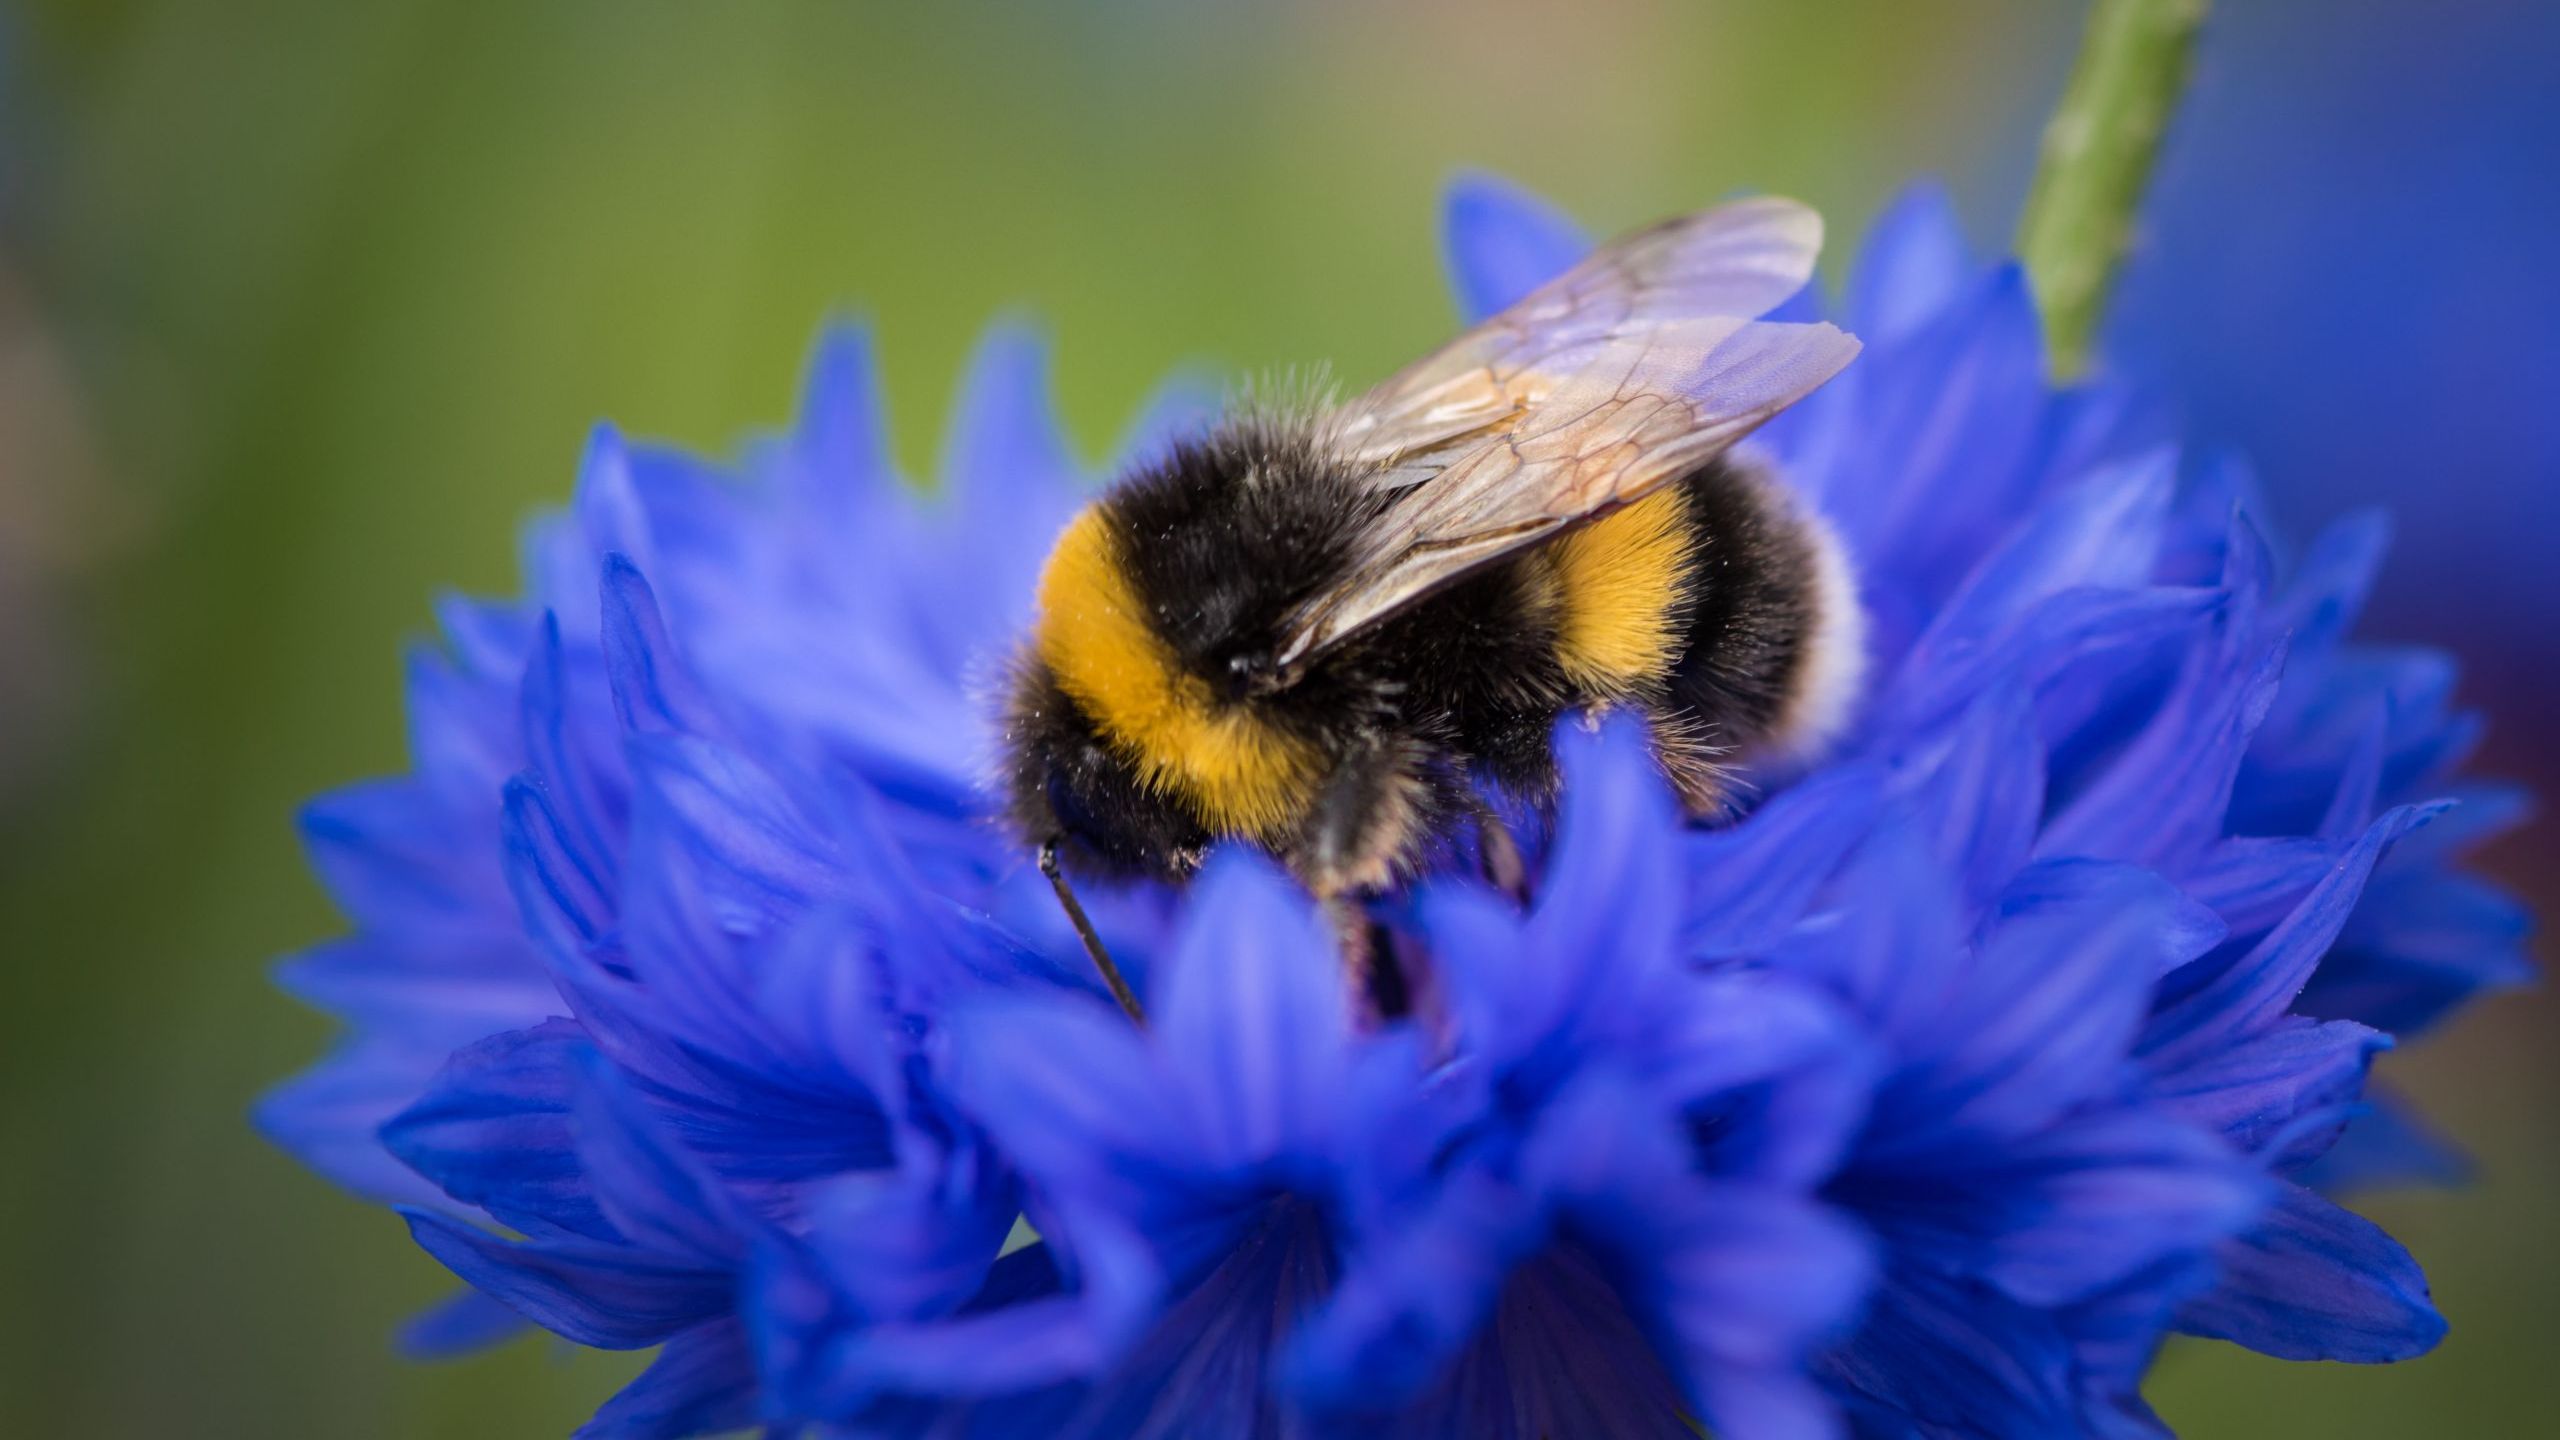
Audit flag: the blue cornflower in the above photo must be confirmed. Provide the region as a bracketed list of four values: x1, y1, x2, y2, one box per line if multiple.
[1503, 177, 2511, 1433]
[383, 560, 1052, 1432]
[259, 327, 1184, 1202]
[261, 332, 1191, 1429]
[260, 169, 2527, 1440]
[1283, 723, 1876, 1439]
[824, 728, 1875, 1439]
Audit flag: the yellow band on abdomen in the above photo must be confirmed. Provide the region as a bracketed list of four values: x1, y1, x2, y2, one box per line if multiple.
[1546, 485, 1697, 696]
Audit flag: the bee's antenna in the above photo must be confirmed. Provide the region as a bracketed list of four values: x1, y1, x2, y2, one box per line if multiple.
[1039, 839, 1146, 1026]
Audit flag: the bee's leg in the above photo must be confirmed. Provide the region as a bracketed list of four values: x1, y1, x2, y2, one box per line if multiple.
[1320, 891, 1411, 1023]
[1643, 704, 1741, 823]
[1299, 736, 1430, 900]
[1295, 735, 1435, 1020]
[1462, 793, 1531, 906]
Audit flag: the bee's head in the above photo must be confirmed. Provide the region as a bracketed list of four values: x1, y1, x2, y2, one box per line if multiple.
[1003, 656, 1210, 882]
[1009, 502, 1327, 881]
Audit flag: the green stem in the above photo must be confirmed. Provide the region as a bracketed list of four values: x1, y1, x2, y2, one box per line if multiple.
[2016, 0, 2210, 379]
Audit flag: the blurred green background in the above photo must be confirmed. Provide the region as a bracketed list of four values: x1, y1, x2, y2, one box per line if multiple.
[0, 2, 2549, 1435]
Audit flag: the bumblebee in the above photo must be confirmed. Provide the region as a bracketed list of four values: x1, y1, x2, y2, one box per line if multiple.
[1002, 198, 1865, 1011]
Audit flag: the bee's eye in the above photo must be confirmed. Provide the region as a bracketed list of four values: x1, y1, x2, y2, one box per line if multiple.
[1218, 650, 1272, 701]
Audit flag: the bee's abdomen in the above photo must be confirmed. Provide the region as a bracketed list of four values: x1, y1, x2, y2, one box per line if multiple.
[1657, 458, 1864, 795]
[1417, 456, 1864, 810]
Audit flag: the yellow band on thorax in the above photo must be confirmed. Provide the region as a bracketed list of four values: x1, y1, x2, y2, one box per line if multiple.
[1032, 507, 1320, 839]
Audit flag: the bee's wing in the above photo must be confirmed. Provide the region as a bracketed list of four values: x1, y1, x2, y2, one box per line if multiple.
[1267, 197, 1860, 678]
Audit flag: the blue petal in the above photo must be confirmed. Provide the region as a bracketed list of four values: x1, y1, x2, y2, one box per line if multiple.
[1309, 1072, 1866, 1437]
[274, 933, 552, 1034]
[433, 589, 536, 680]
[1893, 585, 2223, 737]
[2295, 1086, 2471, 1193]
[600, 557, 725, 741]
[1655, 972, 1874, 1188]
[397, 1288, 531, 1360]
[1682, 764, 1884, 961]
[1285, 1164, 1521, 1417]
[750, 1234, 1022, 1420]
[299, 779, 510, 937]
[2142, 803, 2442, 1071]
[402, 641, 517, 801]
[1044, 1199, 1336, 1440]
[381, 1021, 603, 1242]
[2379, 781, 2530, 869]
[575, 1319, 757, 1440]
[1440, 171, 1592, 322]
[944, 992, 1184, 1223]
[257, 1035, 494, 1208]
[2176, 1183, 2446, 1362]
[1902, 449, 2178, 686]
[2302, 867, 2535, 1036]
[576, 425, 658, 580]
[1774, 828, 1965, 1049]
[621, 732, 839, 953]
[2314, 703, 2390, 841]
[401, 1208, 730, 1350]
[2041, 636, 2285, 869]
[1157, 851, 1352, 1167]
[1994, 859, 2230, 979]
[1646, 1181, 1873, 1377]
[517, 613, 620, 888]
[2233, 648, 2469, 837]
[742, 900, 907, 1106]
[501, 775, 613, 960]
[1833, 265, 2049, 595]
[1687, 1367, 1845, 1440]
[1426, 723, 1687, 1087]
[790, 320, 895, 511]
[567, 1048, 752, 1268]
[496, 806, 907, 1186]
[2146, 1015, 2388, 1163]
[1817, 1266, 2078, 1439]
[776, 1244, 1099, 1415]
[919, 324, 1090, 659]
[1896, 681, 2043, 907]
[2059, 1258, 2215, 1439]
[558, 927, 907, 1189]
[1871, 861, 2216, 1147]
[1519, 719, 1686, 1025]
[1844, 183, 1972, 344]
[625, 1053, 897, 1191]
[1324, 1244, 1712, 1439]
[792, 1153, 1017, 1328]
[939, 323, 1077, 508]
[523, 509, 605, 638]
[2174, 835, 2343, 939]
[1853, 1109, 2264, 1309]
[2273, 509, 2392, 660]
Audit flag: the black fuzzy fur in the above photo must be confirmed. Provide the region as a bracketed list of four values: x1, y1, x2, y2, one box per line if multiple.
[1666, 459, 1819, 752]
[1003, 663, 1211, 877]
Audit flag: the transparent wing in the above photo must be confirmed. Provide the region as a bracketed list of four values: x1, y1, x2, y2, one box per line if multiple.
[1265, 197, 1860, 678]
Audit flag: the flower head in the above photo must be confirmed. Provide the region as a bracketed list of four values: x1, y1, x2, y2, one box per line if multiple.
[264, 173, 2527, 1438]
